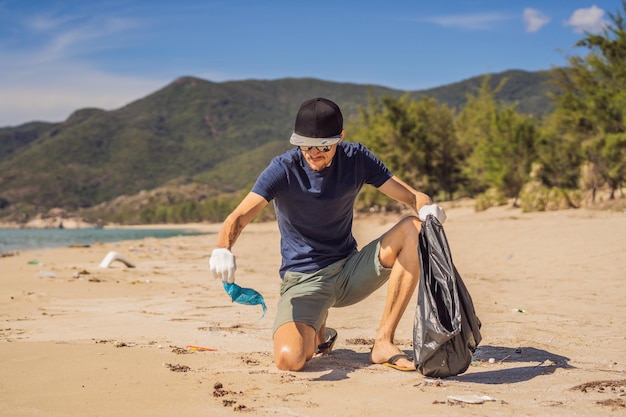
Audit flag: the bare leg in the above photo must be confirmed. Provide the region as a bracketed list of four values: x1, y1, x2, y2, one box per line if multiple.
[273, 322, 316, 371]
[370, 216, 421, 370]
[273, 310, 331, 370]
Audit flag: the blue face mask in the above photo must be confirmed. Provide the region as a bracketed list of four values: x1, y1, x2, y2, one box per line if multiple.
[223, 282, 267, 319]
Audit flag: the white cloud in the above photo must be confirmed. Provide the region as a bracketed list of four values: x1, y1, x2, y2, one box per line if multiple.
[25, 13, 144, 64]
[0, 9, 161, 127]
[420, 12, 511, 30]
[564, 5, 608, 34]
[523, 8, 550, 33]
[25, 14, 77, 32]
[0, 59, 166, 127]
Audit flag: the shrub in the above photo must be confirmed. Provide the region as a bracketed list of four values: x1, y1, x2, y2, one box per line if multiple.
[474, 188, 508, 212]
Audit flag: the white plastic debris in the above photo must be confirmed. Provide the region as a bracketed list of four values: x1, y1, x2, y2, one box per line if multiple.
[38, 270, 57, 278]
[98, 251, 135, 268]
[447, 394, 497, 404]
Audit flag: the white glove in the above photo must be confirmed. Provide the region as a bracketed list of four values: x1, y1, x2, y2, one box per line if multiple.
[418, 204, 447, 224]
[209, 248, 236, 283]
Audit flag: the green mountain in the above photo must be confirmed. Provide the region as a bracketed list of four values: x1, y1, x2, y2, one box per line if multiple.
[0, 70, 555, 222]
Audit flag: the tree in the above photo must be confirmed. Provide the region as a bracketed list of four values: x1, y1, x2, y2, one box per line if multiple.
[350, 94, 464, 204]
[426, 99, 464, 201]
[455, 76, 539, 204]
[550, 1, 626, 199]
[534, 116, 583, 190]
[494, 110, 538, 205]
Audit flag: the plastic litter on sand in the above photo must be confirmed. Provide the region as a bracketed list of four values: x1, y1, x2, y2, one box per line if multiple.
[223, 282, 267, 319]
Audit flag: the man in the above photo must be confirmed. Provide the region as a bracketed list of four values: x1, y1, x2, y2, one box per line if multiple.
[210, 97, 446, 372]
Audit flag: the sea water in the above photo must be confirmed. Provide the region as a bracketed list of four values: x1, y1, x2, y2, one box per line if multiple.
[0, 228, 209, 252]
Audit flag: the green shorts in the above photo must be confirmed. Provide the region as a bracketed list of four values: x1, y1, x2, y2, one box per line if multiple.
[273, 238, 392, 334]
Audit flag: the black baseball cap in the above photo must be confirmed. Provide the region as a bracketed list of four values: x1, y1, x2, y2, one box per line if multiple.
[290, 97, 343, 146]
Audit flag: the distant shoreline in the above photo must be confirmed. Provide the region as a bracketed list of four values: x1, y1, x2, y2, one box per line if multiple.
[0, 226, 215, 253]
[0, 221, 220, 232]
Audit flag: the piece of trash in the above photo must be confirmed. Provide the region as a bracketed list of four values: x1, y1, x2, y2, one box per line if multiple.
[38, 270, 56, 278]
[28, 260, 41, 265]
[73, 269, 90, 279]
[447, 394, 497, 404]
[423, 378, 445, 387]
[164, 363, 190, 372]
[223, 282, 267, 319]
[186, 345, 217, 352]
[488, 358, 496, 364]
[98, 251, 135, 268]
[511, 308, 525, 313]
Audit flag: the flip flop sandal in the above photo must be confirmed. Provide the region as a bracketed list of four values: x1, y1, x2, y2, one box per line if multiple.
[382, 353, 415, 371]
[315, 328, 337, 354]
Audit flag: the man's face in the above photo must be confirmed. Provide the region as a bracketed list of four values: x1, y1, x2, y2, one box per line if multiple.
[300, 144, 339, 171]
[299, 132, 344, 171]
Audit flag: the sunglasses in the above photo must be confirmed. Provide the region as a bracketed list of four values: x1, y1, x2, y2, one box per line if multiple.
[299, 145, 333, 153]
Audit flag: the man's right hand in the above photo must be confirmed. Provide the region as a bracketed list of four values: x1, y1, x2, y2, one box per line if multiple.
[209, 248, 237, 283]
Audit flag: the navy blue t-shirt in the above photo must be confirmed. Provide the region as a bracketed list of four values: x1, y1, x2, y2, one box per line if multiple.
[251, 142, 392, 277]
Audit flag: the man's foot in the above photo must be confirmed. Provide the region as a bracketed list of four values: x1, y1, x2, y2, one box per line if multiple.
[370, 342, 416, 371]
[315, 328, 337, 356]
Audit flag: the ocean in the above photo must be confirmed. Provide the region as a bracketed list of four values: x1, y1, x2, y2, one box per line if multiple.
[0, 228, 209, 252]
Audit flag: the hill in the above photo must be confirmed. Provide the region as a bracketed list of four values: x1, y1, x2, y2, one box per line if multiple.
[0, 70, 556, 223]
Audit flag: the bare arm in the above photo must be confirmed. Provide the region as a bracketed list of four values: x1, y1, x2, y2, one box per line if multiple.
[215, 192, 269, 249]
[377, 176, 432, 214]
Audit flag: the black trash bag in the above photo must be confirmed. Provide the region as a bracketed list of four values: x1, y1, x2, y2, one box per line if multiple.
[413, 216, 482, 378]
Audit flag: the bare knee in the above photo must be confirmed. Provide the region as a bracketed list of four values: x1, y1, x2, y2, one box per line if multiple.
[399, 215, 421, 240]
[378, 216, 421, 268]
[274, 346, 307, 371]
[381, 215, 420, 249]
[273, 322, 315, 371]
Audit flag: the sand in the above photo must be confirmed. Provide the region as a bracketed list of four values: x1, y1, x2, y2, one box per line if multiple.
[1, 202, 625, 416]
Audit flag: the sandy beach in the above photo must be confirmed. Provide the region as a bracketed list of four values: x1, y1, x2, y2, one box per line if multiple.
[1, 202, 625, 416]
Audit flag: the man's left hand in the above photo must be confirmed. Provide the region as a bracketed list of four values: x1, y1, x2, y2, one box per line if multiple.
[418, 204, 447, 224]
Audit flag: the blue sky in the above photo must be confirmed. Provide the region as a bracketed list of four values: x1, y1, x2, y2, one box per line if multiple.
[0, 0, 619, 127]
